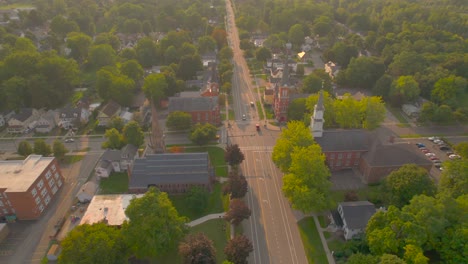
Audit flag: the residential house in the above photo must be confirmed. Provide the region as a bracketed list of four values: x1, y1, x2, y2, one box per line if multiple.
[95, 144, 138, 179]
[0, 111, 15, 127]
[76, 181, 98, 203]
[57, 106, 89, 129]
[119, 108, 133, 124]
[7, 108, 41, 134]
[168, 96, 221, 125]
[310, 91, 433, 183]
[97, 101, 122, 127]
[35, 110, 58, 134]
[0, 155, 65, 220]
[402, 104, 420, 118]
[129, 153, 215, 194]
[80, 194, 143, 226]
[324, 61, 340, 79]
[201, 52, 217, 67]
[332, 201, 376, 240]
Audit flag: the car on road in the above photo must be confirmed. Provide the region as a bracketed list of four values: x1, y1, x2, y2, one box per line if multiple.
[250, 101, 255, 107]
[425, 153, 436, 157]
[242, 114, 246, 121]
[256, 123, 260, 131]
[416, 143, 426, 148]
[449, 154, 461, 160]
[64, 138, 74, 143]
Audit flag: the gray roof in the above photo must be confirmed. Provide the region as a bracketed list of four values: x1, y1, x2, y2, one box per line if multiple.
[316, 91, 324, 111]
[168, 96, 218, 112]
[315, 130, 370, 152]
[129, 153, 211, 188]
[11, 108, 33, 122]
[101, 149, 122, 162]
[363, 143, 433, 167]
[100, 100, 121, 117]
[339, 201, 376, 229]
[121, 144, 138, 158]
[59, 106, 80, 119]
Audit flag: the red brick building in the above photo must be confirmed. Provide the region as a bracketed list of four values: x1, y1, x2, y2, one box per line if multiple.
[168, 96, 221, 126]
[0, 155, 65, 220]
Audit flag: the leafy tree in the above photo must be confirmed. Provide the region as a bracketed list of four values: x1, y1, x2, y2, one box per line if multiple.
[255, 47, 272, 62]
[59, 223, 128, 264]
[53, 140, 68, 160]
[282, 145, 332, 213]
[272, 121, 314, 173]
[224, 235, 253, 264]
[302, 73, 323, 93]
[185, 186, 209, 213]
[287, 98, 308, 122]
[179, 233, 216, 264]
[17, 141, 33, 156]
[122, 19, 142, 34]
[224, 199, 251, 226]
[120, 60, 143, 83]
[94, 33, 121, 51]
[333, 93, 362, 129]
[135, 37, 159, 68]
[379, 254, 406, 264]
[389, 51, 426, 76]
[347, 253, 379, 264]
[218, 46, 233, 61]
[102, 128, 124, 150]
[211, 28, 227, 49]
[403, 244, 429, 264]
[431, 76, 466, 106]
[324, 42, 358, 68]
[344, 56, 385, 90]
[66, 32, 92, 64]
[439, 159, 468, 198]
[361, 96, 386, 130]
[288, 24, 305, 48]
[166, 111, 192, 131]
[224, 169, 248, 199]
[197, 36, 216, 54]
[177, 54, 203, 80]
[88, 44, 117, 68]
[382, 164, 436, 208]
[33, 139, 52, 156]
[143, 73, 167, 104]
[122, 121, 145, 147]
[122, 187, 188, 259]
[389, 76, 420, 106]
[109, 116, 125, 132]
[224, 144, 245, 166]
[50, 16, 79, 37]
[453, 142, 468, 159]
[189, 123, 217, 146]
[372, 74, 393, 100]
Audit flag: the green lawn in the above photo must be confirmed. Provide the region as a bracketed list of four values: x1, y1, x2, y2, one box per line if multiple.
[185, 146, 228, 177]
[98, 172, 129, 194]
[256, 101, 265, 119]
[61, 155, 84, 165]
[387, 106, 410, 125]
[228, 109, 235, 120]
[170, 183, 226, 221]
[298, 217, 328, 264]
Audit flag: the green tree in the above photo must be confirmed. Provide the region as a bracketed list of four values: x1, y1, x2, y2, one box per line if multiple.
[66, 32, 92, 64]
[102, 128, 124, 150]
[431, 76, 467, 106]
[122, 121, 145, 147]
[33, 139, 52, 156]
[177, 54, 203, 80]
[88, 44, 117, 68]
[288, 24, 305, 48]
[389, 51, 426, 76]
[224, 144, 245, 166]
[120, 60, 143, 83]
[333, 93, 362, 128]
[347, 253, 379, 264]
[59, 223, 128, 264]
[53, 140, 68, 160]
[255, 47, 272, 62]
[17, 141, 33, 156]
[122, 187, 188, 259]
[379, 254, 406, 264]
[439, 159, 468, 198]
[224, 169, 248, 199]
[224, 235, 253, 264]
[143, 73, 167, 104]
[383, 164, 436, 208]
[189, 123, 217, 146]
[372, 74, 393, 100]
[218, 46, 233, 61]
[282, 145, 332, 213]
[287, 98, 308, 122]
[197, 35, 216, 54]
[179, 233, 216, 264]
[302, 73, 323, 93]
[185, 186, 210, 213]
[135, 37, 159, 68]
[166, 111, 192, 131]
[344, 56, 385, 90]
[453, 142, 468, 159]
[272, 121, 314, 173]
[403, 244, 429, 264]
[361, 96, 386, 130]
[390, 76, 420, 106]
[224, 199, 251, 226]
[109, 116, 125, 132]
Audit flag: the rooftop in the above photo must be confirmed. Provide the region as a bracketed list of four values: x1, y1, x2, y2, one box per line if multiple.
[80, 194, 143, 226]
[315, 130, 370, 152]
[168, 96, 218, 112]
[0, 155, 55, 192]
[339, 201, 376, 229]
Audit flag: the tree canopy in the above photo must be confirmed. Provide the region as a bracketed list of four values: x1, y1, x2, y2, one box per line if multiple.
[224, 144, 245, 166]
[189, 123, 217, 146]
[179, 233, 216, 264]
[224, 235, 253, 264]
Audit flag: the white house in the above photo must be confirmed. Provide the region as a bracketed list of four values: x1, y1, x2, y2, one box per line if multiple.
[95, 144, 138, 179]
[333, 201, 376, 240]
[35, 110, 58, 133]
[7, 108, 41, 134]
[0, 111, 15, 127]
[76, 181, 98, 203]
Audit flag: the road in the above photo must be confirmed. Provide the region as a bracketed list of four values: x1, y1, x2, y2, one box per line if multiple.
[225, 1, 309, 263]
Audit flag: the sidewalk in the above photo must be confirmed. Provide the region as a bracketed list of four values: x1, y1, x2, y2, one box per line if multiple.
[187, 213, 225, 227]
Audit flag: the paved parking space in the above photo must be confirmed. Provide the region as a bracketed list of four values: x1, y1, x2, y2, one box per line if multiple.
[0, 222, 31, 263]
[330, 169, 366, 190]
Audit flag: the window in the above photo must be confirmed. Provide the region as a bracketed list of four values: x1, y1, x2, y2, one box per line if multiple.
[51, 165, 56, 171]
[35, 196, 41, 205]
[48, 178, 55, 188]
[52, 186, 58, 195]
[54, 172, 60, 180]
[354, 160, 359, 166]
[45, 171, 52, 179]
[31, 188, 37, 197]
[41, 188, 48, 197]
[336, 160, 341, 166]
[0, 201, 3, 207]
[346, 160, 351, 166]
[329, 154, 335, 159]
[338, 153, 343, 159]
[2, 209, 7, 214]
[39, 204, 44, 212]
[37, 180, 44, 190]
[205, 113, 208, 120]
[57, 179, 62, 187]
[347, 153, 352, 158]
[44, 195, 51, 205]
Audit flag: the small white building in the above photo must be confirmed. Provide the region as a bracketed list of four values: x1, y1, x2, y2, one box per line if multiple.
[402, 104, 420, 118]
[332, 201, 376, 240]
[76, 181, 98, 203]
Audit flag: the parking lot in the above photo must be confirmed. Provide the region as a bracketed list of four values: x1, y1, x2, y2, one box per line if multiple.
[0, 222, 31, 263]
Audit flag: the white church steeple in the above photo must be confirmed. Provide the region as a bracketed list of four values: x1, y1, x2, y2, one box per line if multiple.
[310, 90, 325, 138]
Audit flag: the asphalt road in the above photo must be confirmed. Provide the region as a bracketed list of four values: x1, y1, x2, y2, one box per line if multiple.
[225, 1, 309, 263]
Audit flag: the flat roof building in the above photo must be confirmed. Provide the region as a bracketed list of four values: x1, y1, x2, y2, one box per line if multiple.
[0, 155, 65, 220]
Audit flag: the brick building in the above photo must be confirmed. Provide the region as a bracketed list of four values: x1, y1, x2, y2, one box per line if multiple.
[0, 155, 65, 220]
[168, 96, 221, 126]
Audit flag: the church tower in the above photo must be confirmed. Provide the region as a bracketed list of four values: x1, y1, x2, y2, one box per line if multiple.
[310, 90, 324, 138]
[149, 102, 166, 153]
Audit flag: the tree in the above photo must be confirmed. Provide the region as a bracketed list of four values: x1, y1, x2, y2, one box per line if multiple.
[197, 36, 216, 54]
[109, 116, 125, 132]
[302, 73, 323, 93]
[439, 159, 468, 198]
[224, 144, 245, 166]
[177, 54, 203, 80]
[344, 56, 385, 90]
[143, 73, 167, 104]
[88, 44, 116, 68]
[453, 142, 468, 159]
[382, 164, 436, 208]
[122, 121, 145, 147]
[189, 123, 217, 146]
[272, 121, 315, 173]
[186, 186, 210, 213]
[224, 235, 253, 264]
[255, 47, 272, 62]
[389, 51, 426, 76]
[33, 139, 52, 156]
[379, 254, 406, 264]
[179, 233, 216, 264]
[120, 60, 143, 83]
[361, 96, 386, 130]
[431, 76, 466, 106]
[66, 32, 92, 64]
[389, 76, 420, 106]
[17, 141, 33, 156]
[403, 244, 429, 264]
[333, 93, 362, 128]
[224, 169, 248, 199]
[288, 24, 305, 48]
[224, 199, 251, 226]
[282, 145, 332, 213]
[166, 111, 192, 131]
[122, 187, 188, 259]
[53, 140, 68, 160]
[59, 223, 128, 264]
[135, 37, 159, 68]
[347, 253, 379, 264]
[372, 74, 393, 100]
[102, 128, 124, 150]
[287, 98, 308, 122]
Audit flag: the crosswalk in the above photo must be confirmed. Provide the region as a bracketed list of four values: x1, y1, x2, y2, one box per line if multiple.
[239, 146, 274, 151]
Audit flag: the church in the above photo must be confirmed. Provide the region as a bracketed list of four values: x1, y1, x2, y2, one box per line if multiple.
[310, 92, 432, 183]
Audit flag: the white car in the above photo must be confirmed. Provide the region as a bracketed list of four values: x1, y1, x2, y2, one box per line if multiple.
[428, 136, 440, 141]
[433, 139, 443, 144]
[425, 153, 436, 157]
[449, 154, 461, 159]
[64, 138, 75, 143]
[242, 114, 246, 121]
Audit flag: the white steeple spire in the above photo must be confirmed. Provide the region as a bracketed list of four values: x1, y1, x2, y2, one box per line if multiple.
[310, 90, 325, 138]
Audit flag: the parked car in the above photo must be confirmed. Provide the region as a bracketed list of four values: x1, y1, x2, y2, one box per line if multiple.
[433, 139, 444, 144]
[64, 138, 74, 143]
[416, 143, 426, 148]
[436, 141, 446, 146]
[449, 154, 461, 160]
[430, 156, 439, 161]
[425, 153, 436, 157]
[446, 151, 454, 156]
[242, 114, 246, 121]
[434, 162, 442, 167]
[439, 146, 451, 151]
[421, 149, 431, 154]
[428, 136, 440, 141]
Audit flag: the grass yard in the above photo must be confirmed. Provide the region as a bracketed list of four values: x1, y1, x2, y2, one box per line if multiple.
[228, 109, 235, 120]
[170, 183, 226, 221]
[256, 102, 265, 119]
[331, 184, 384, 207]
[98, 172, 129, 194]
[387, 106, 410, 125]
[185, 146, 228, 177]
[61, 155, 84, 165]
[298, 217, 328, 264]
